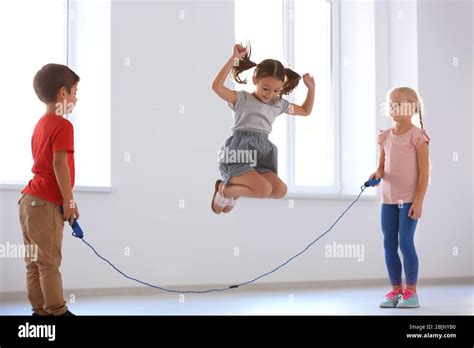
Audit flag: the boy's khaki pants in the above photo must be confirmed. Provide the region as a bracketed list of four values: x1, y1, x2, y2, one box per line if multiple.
[18, 193, 68, 316]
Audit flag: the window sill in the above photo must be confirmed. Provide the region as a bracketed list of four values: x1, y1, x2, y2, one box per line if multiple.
[0, 184, 114, 193]
[285, 192, 379, 201]
[1, 186, 378, 200]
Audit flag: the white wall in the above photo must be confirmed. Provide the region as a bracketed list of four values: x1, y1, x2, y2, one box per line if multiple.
[416, 0, 473, 277]
[471, 0, 474, 253]
[340, 1, 377, 195]
[389, 0, 419, 88]
[0, 0, 472, 294]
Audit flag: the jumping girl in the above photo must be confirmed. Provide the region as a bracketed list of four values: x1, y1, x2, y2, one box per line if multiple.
[211, 43, 315, 214]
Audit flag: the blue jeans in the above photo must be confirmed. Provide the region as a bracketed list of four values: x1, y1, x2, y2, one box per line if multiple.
[381, 203, 419, 286]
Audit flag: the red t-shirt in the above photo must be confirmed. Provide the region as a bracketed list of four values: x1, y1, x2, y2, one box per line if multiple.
[22, 113, 75, 206]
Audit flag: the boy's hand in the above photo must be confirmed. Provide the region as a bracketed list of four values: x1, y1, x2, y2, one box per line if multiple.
[302, 73, 315, 90]
[63, 198, 79, 225]
[368, 170, 383, 186]
[232, 43, 248, 60]
[53, 151, 78, 225]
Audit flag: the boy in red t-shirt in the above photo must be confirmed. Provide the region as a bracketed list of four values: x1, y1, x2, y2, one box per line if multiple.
[19, 63, 80, 316]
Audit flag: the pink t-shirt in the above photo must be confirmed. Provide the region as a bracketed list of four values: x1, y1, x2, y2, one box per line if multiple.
[378, 126, 430, 204]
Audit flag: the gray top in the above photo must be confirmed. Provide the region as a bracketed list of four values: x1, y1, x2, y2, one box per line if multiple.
[228, 90, 290, 134]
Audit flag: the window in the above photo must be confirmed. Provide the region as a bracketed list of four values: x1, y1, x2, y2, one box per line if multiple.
[292, 0, 335, 193]
[234, 0, 336, 194]
[0, 0, 111, 188]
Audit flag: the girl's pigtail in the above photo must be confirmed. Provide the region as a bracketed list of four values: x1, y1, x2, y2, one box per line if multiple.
[280, 67, 301, 95]
[419, 107, 424, 130]
[231, 44, 257, 84]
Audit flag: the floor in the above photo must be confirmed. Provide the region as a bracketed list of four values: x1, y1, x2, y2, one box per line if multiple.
[1, 284, 472, 315]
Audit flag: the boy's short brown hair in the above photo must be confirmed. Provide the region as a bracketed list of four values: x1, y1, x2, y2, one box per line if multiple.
[33, 64, 80, 103]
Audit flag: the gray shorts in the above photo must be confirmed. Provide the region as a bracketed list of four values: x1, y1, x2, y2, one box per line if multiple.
[218, 130, 278, 184]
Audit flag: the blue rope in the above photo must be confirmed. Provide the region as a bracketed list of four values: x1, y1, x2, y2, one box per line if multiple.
[77, 185, 368, 294]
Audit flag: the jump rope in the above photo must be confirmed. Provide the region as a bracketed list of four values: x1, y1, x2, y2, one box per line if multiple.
[69, 178, 381, 294]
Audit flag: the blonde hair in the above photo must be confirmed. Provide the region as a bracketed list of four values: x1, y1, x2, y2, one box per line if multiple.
[387, 86, 425, 129]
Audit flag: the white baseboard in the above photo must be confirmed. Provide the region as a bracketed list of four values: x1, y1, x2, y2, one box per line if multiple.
[1, 277, 472, 302]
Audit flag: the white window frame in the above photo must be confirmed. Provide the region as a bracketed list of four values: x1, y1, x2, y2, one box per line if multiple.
[0, 0, 112, 192]
[284, 0, 341, 196]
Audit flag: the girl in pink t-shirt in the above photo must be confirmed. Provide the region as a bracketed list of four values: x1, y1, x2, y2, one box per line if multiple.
[368, 87, 430, 308]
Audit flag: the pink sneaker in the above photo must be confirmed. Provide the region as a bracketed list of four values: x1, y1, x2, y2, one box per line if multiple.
[397, 289, 420, 308]
[379, 288, 402, 308]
